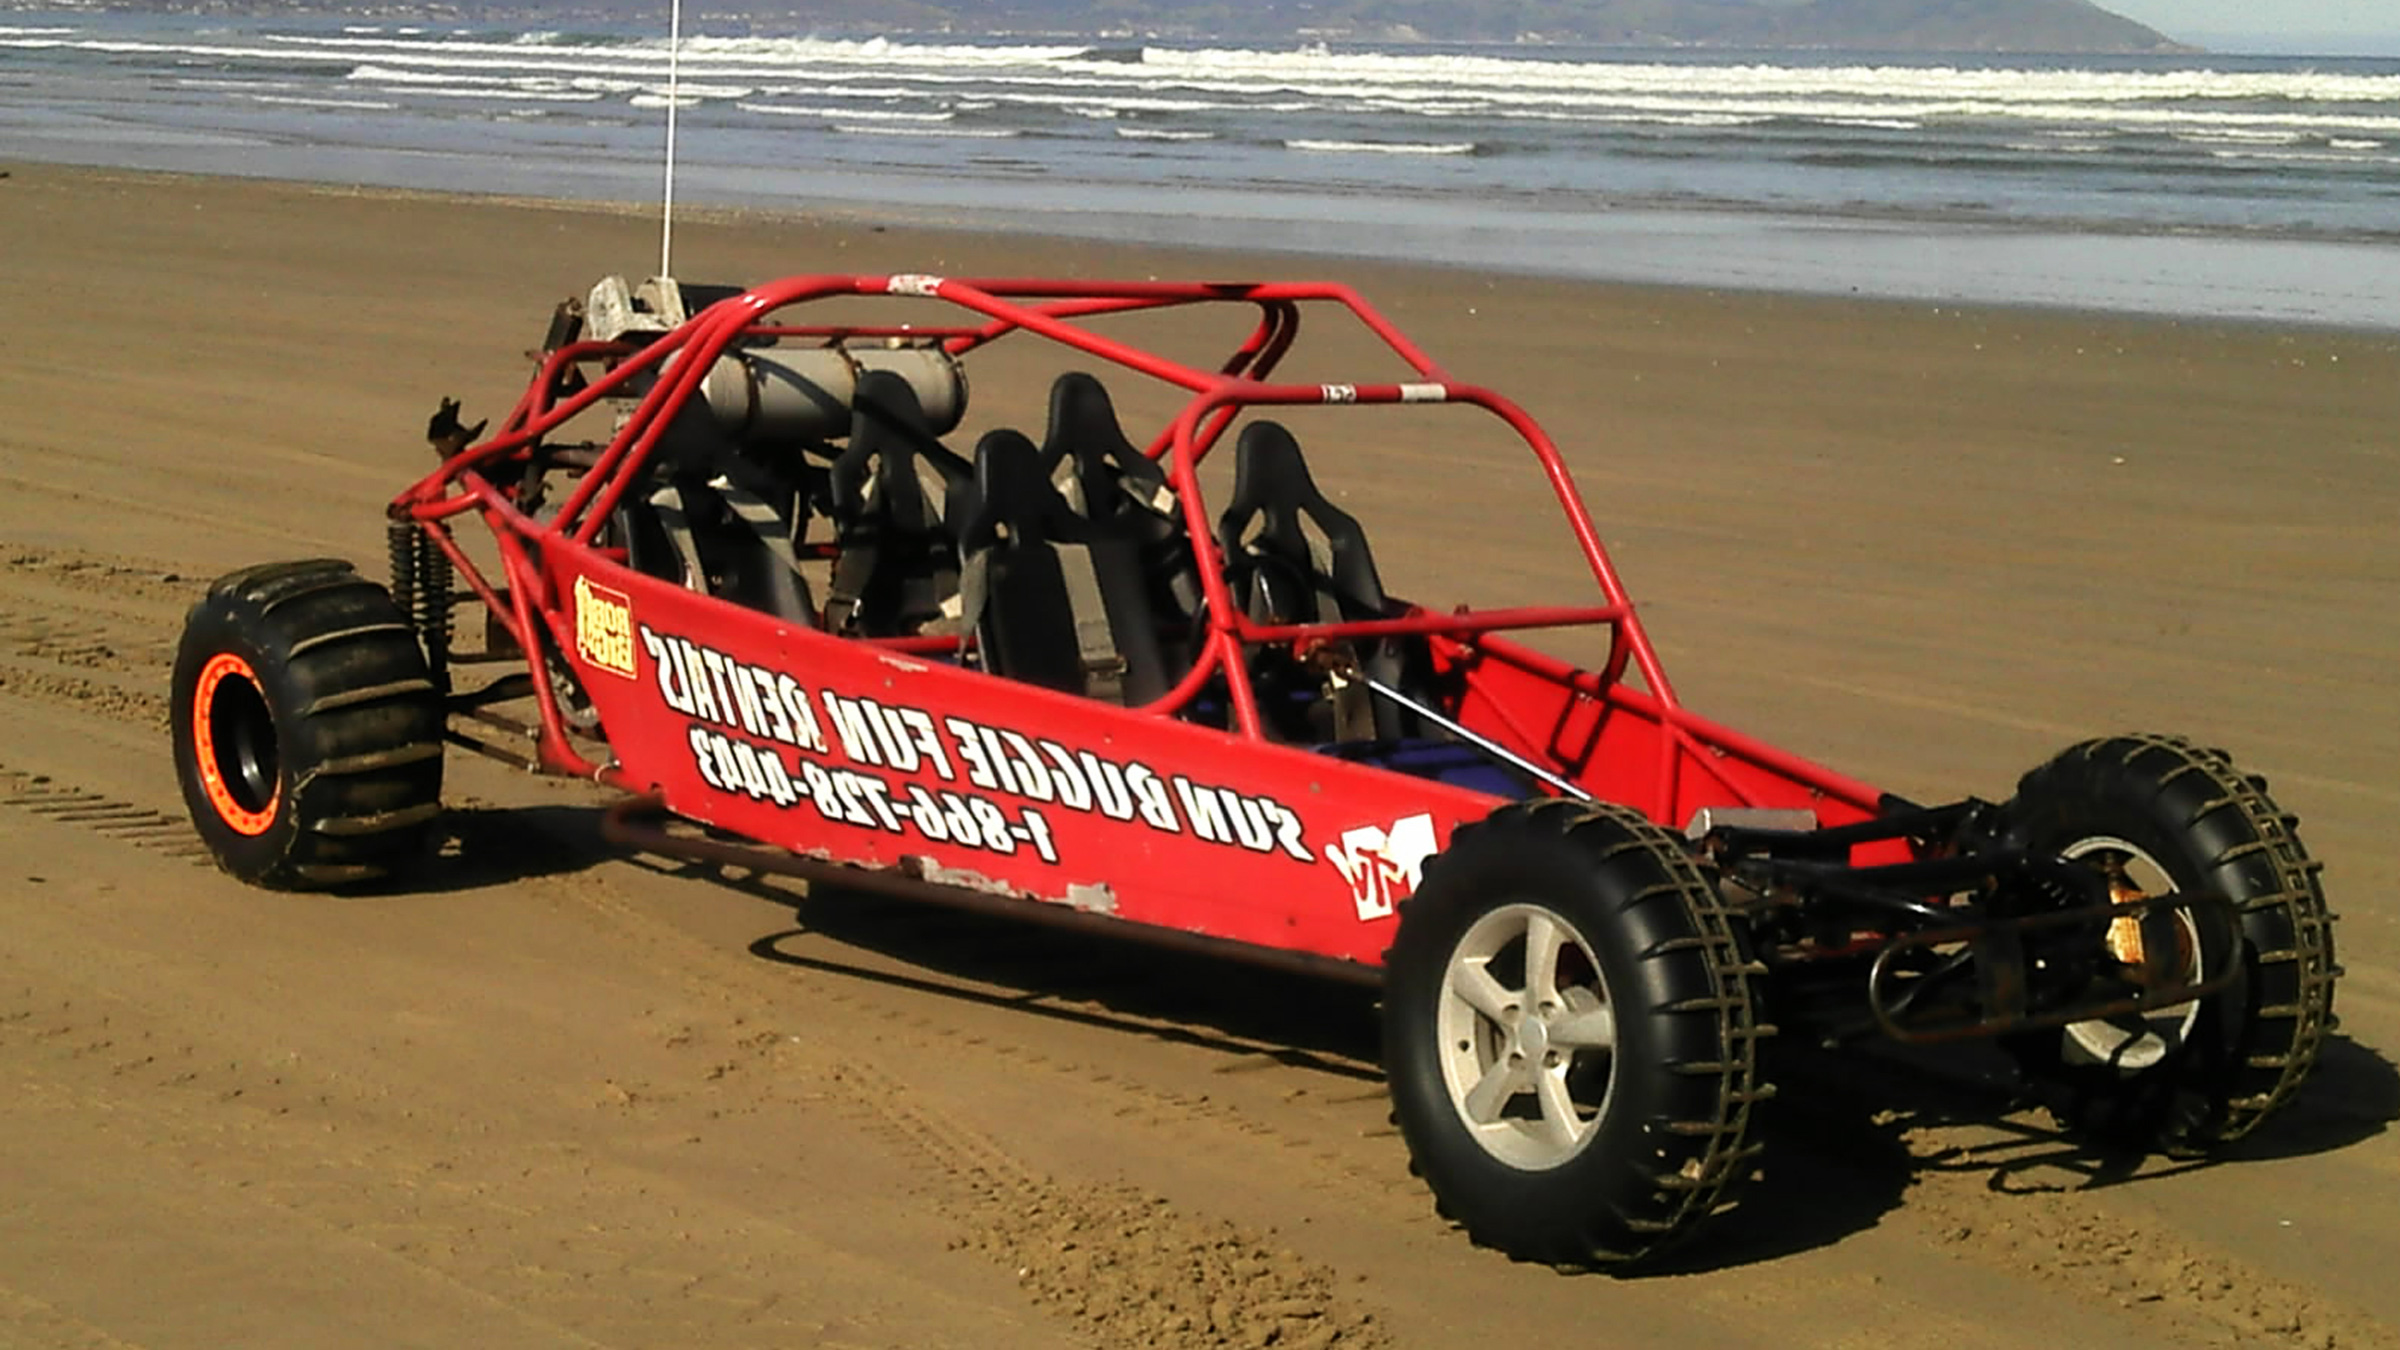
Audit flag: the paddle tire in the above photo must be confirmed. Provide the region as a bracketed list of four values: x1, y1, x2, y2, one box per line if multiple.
[171, 559, 445, 888]
[1382, 800, 1771, 1266]
[2005, 734, 2337, 1153]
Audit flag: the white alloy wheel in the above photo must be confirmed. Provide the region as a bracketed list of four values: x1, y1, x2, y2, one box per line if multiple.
[1434, 901, 1618, 1170]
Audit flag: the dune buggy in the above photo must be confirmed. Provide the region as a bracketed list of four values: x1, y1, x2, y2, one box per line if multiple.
[171, 271, 2338, 1265]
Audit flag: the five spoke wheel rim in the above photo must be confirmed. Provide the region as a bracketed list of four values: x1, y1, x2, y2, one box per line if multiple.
[1434, 902, 1616, 1170]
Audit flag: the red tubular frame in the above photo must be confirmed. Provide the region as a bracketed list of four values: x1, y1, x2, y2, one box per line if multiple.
[393, 273, 1887, 829]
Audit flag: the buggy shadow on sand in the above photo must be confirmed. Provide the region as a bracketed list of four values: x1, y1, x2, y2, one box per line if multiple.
[170, 272, 2338, 1266]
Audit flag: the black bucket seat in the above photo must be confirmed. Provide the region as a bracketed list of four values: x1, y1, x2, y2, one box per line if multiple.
[956, 427, 1170, 705]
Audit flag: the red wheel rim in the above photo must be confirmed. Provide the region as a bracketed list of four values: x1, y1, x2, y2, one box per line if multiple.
[192, 652, 279, 835]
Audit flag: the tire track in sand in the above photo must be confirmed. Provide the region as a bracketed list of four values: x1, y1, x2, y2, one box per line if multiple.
[556, 848, 2399, 1350]
[0, 543, 199, 732]
[0, 956, 815, 1350]
[0, 541, 207, 610]
[1902, 1129, 2391, 1349]
[0, 1283, 149, 1350]
[0, 765, 212, 866]
[1772, 1052, 2400, 1350]
[511, 858, 1397, 1350]
[0, 852, 1071, 1350]
[0, 763, 1395, 1350]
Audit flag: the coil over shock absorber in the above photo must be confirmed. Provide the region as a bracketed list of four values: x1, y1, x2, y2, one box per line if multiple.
[388, 519, 453, 694]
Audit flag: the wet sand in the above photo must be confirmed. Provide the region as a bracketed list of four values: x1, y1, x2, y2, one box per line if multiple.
[2, 162, 2397, 1349]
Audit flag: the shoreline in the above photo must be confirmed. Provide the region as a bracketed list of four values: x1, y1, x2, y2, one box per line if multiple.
[9, 13, 2400, 332]
[12, 155, 2400, 339]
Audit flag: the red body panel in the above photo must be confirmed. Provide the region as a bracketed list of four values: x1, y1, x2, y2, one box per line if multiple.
[1441, 633, 1888, 835]
[551, 546, 1499, 965]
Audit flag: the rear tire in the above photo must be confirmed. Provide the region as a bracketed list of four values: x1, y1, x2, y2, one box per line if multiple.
[1382, 800, 1770, 1266]
[171, 560, 445, 888]
[2005, 734, 2337, 1152]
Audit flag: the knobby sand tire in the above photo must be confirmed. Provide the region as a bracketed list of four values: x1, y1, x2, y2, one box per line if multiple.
[1382, 799, 1771, 1266]
[171, 559, 445, 888]
[2006, 733, 2337, 1152]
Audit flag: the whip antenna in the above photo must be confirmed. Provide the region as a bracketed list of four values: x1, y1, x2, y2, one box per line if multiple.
[660, 0, 684, 278]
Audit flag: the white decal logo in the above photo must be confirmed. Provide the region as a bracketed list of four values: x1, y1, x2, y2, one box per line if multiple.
[1328, 812, 1439, 921]
[636, 622, 1319, 872]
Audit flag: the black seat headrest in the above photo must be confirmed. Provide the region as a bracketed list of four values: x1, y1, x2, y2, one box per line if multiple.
[1217, 420, 1417, 740]
[1217, 420, 1389, 623]
[834, 370, 972, 532]
[1222, 420, 1324, 523]
[964, 428, 1088, 551]
[1041, 371, 1170, 520]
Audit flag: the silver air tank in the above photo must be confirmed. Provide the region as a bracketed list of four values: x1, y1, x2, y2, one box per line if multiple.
[701, 344, 968, 445]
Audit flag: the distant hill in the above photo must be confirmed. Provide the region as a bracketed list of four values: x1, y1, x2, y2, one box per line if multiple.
[530, 0, 2191, 52]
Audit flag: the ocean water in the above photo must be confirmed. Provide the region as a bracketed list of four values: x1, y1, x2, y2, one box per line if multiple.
[4, 9, 2399, 327]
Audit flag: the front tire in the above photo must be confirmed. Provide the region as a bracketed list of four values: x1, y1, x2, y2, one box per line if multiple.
[1382, 800, 1770, 1266]
[171, 560, 445, 888]
[2005, 734, 2337, 1152]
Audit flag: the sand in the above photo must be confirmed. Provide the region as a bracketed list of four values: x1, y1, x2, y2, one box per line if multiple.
[1, 161, 2397, 1349]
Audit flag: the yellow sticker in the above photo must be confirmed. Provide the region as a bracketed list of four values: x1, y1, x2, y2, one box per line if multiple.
[574, 575, 636, 679]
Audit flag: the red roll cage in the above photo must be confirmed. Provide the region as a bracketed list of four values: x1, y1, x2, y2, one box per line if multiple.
[390, 275, 1886, 830]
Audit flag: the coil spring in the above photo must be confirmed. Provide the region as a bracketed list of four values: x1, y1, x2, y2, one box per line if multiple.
[387, 519, 453, 692]
[386, 519, 415, 631]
